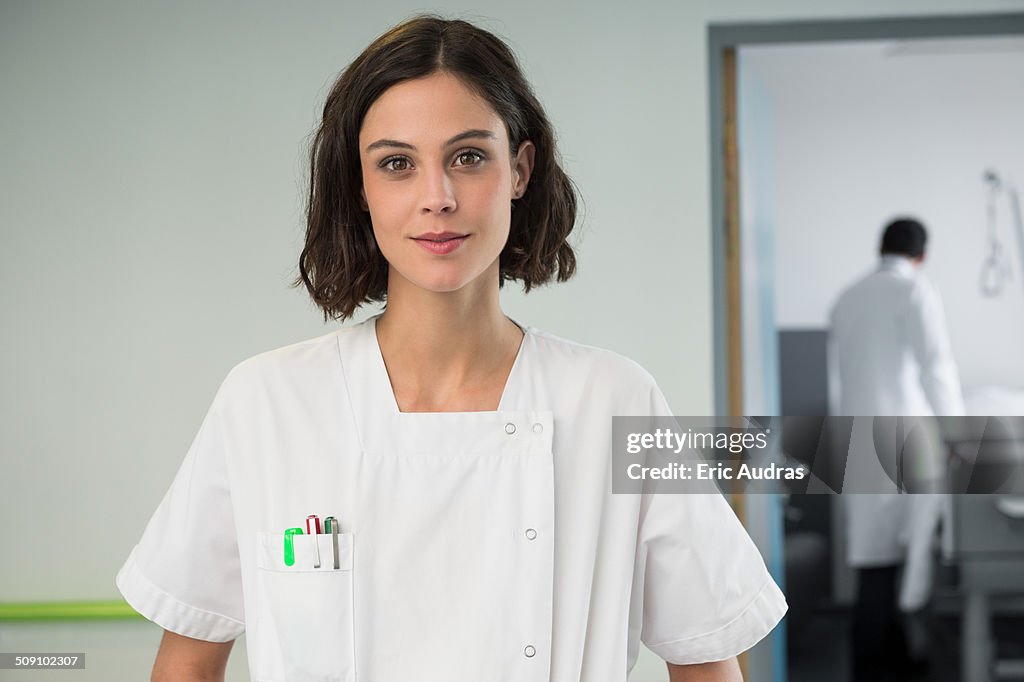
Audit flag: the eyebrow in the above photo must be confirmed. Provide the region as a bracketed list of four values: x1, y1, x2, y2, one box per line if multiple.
[364, 129, 497, 153]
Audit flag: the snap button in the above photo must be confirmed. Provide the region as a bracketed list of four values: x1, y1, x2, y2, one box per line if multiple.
[532, 422, 543, 433]
[504, 422, 516, 435]
[524, 645, 536, 658]
[525, 528, 537, 540]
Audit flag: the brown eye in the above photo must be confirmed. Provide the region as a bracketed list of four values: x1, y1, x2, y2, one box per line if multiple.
[381, 156, 410, 172]
[454, 150, 484, 166]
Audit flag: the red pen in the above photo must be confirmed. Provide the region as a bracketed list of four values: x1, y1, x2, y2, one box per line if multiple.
[306, 515, 322, 568]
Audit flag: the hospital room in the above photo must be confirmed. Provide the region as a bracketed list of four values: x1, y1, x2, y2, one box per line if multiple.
[732, 17, 1024, 682]
[1, 3, 1023, 682]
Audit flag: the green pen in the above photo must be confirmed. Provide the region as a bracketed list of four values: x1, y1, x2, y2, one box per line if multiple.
[283, 527, 304, 567]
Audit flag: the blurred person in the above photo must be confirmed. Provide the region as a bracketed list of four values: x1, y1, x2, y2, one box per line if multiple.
[828, 217, 964, 681]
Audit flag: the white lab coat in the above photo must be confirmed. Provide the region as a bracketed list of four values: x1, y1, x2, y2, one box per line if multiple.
[117, 315, 786, 682]
[829, 255, 964, 611]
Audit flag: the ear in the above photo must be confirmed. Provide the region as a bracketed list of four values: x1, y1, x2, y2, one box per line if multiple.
[511, 140, 536, 198]
[359, 187, 369, 212]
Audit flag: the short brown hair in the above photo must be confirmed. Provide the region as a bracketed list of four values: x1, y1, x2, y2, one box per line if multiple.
[293, 14, 579, 322]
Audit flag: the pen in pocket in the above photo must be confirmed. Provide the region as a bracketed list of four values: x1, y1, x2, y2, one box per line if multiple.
[325, 516, 340, 569]
[280, 515, 339, 568]
[283, 527, 303, 567]
[306, 515, 322, 568]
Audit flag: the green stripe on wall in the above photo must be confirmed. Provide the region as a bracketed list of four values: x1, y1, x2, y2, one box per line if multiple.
[0, 601, 143, 621]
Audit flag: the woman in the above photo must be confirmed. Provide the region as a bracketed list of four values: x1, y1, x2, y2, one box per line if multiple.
[116, 15, 786, 682]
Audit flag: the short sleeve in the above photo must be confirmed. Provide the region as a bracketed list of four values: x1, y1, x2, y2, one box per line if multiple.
[633, 382, 788, 664]
[115, 374, 244, 642]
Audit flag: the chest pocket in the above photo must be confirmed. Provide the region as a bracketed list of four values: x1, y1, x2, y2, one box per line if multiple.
[253, 531, 356, 682]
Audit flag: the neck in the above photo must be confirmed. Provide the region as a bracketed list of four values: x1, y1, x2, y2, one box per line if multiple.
[374, 261, 524, 411]
[880, 253, 918, 269]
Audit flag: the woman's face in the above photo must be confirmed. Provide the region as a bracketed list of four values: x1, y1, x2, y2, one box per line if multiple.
[358, 71, 534, 295]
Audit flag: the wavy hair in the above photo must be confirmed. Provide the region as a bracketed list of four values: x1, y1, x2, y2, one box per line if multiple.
[293, 14, 579, 321]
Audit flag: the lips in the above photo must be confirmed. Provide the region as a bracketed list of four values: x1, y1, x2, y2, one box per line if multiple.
[411, 232, 469, 255]
[413, 232, 467, 242]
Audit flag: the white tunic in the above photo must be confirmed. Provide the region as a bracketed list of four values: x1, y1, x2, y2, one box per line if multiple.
[116, 315, 787, 681]
[829, 255, 964, 420]
[829, 256, 964, 609]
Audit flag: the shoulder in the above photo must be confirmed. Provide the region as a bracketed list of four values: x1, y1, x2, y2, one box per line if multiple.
[524, 326, 662, 401]
[216, 328, 346, 404]
[831, 271, 874, 311]
[832, 269, 917, 316]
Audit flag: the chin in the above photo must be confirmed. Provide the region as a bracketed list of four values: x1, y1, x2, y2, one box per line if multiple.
[416, 276, 474, 294]
[390, 256, 498, 295]
[410, 265, 495, 295]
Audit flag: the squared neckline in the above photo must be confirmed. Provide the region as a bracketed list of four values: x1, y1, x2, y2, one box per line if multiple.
[367, 313, 529, 415]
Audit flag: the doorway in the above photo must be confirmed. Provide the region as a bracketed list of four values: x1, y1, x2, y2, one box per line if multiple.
[709, 13, 1024, 682]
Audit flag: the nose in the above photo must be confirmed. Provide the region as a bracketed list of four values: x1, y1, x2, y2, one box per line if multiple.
[419, 167, 457, 214]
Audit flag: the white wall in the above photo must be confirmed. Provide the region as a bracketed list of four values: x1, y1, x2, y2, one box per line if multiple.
[4, 1, 1024, 681]
[742, 37, 1024, 391]
[0, 0, 707, 600]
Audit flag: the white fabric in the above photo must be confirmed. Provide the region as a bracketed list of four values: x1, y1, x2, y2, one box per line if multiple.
[829, 256, 964, 418]
[828, 255, 964, 611]
[116, 315, 786, 681]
